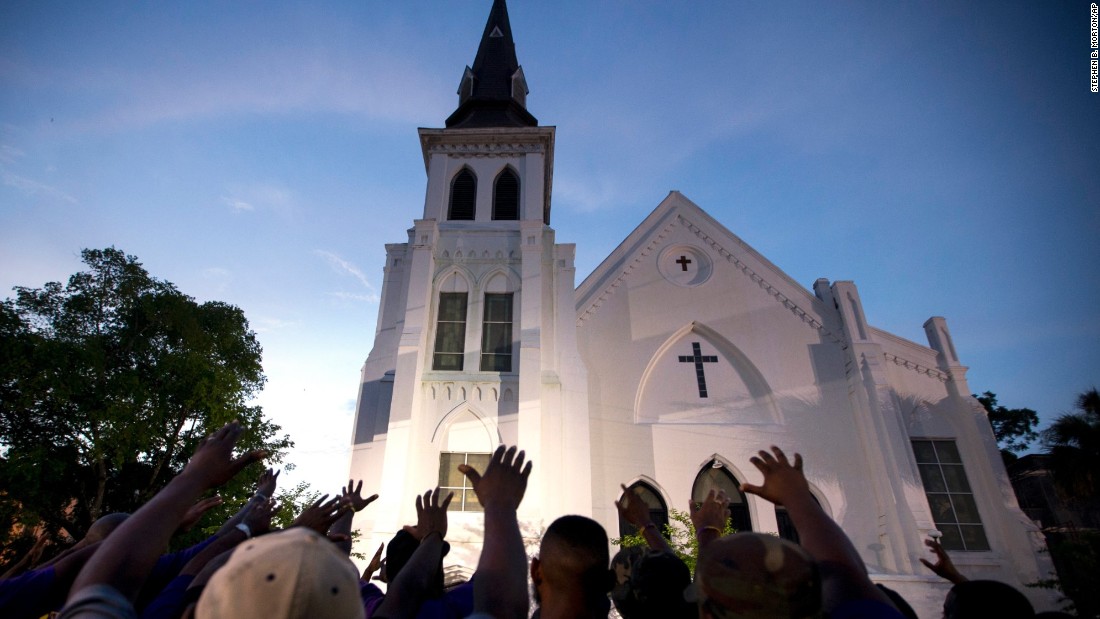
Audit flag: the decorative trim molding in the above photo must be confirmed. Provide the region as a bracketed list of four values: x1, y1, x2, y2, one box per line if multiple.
[578, 212, 842, 345]
[430, 143, 546, 157]
[883, 353, 949, 382]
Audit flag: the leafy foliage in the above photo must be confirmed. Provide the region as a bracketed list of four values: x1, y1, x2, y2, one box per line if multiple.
[1043, 388, 1100, 499]
[610, 508, 736, 576]
[975, 391, 1039, 465]
[0, 248, 292, 564]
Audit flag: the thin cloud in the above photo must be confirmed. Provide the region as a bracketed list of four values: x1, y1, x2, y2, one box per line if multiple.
[0, 167, 77, 204]
[250, 316, 298, 334]
[219, 183, 293, 216]
[221, 196, 254, 212]
[328, 291, 380, 304]
[315, 250, 377, 296]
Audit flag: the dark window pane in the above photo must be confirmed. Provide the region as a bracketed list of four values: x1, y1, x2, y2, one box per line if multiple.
[928, 494, 957, 524]
[481, 354, 511, 372]
[433, 293, 467, 371]
[959, 525, 990, 551]
[435, 323, 465, 353]
[912, 440, 936, 464]
[950, 494, 981, 524]
[918, 463, 948, 492]
[481, 294, 513, 372]
[934, 441, 962, 464]
[433, 354, 461, 371]
[938, 525, 964, 551]
[438, 294, 468, 321]
[449, 170, 476, 220]
[493, 170, 519, 220]
[941, 465, 972, 493]
[484, 294, 513, 321]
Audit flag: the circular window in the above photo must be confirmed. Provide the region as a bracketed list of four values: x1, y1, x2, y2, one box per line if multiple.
[658, 244, 712, 287]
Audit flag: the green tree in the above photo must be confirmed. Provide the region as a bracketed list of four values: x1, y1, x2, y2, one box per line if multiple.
[611, 508, 736, 576]
[1044, 388, 1100, 499]
[975, 391, 1039, 465]
[0, 248, 292, 564]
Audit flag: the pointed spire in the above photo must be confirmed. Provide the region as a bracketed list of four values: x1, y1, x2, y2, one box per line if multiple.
[445, 0, 538, 129]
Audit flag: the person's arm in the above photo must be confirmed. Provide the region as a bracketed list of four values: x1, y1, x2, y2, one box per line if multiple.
[690, 488, 730, 554]
[361, 543, 385, 582]
[460, 445, 532, 619]
[740, 446, 894, 613]
[919, 537, 968, 584]
[177, 496, 223, 535]
[64, 421, 265, 604]
[373, 487, 453, 619]
[615, 483, 674, 554]
[331, 479, 378, 556]
[1, 535, 50, 578]
[212, 468, 278, 537]
[141, 499, 276, 619]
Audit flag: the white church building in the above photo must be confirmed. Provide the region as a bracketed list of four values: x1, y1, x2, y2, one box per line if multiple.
[348, 1, 1054, 613]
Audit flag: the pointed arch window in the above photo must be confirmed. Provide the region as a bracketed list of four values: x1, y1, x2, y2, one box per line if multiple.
[449, 169, 476, 220]
[692, 461, 752, 533]
[492, 168, 519, 220]
[617, 482, 669, 541]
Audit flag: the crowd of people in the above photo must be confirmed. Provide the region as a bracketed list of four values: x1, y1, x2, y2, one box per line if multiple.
[0, 421, 1068, 618]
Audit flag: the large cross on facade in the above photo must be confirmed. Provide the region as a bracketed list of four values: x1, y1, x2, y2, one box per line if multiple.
[678, 341, 718, 398]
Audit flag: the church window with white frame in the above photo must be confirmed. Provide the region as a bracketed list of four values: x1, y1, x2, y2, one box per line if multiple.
[439, 452, 491, 511]
[617, 481, 669, 541]
[912, 439, 990, 551]
[432, 292, 468, 371]
[480, 293, 513, 371]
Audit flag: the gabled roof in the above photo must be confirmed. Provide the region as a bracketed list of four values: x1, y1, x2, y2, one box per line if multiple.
[574, 192, 840, 343]
[445, 0, 538, 129]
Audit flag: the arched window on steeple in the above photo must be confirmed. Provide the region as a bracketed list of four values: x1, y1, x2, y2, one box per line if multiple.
[492, 168, 519, 220]
[692, 460, 753, 533]
[449, 169, 476, 220]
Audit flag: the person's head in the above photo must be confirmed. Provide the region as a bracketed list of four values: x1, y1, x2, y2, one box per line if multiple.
[531, 515, 612, 616]
[943, 580, 1034, 619]
[81, 512, 130, 545]
[611, 548, 695, 619]
[383, 528, 449, 597]
[196, 528, 364, 619]
[694, 533, 821, 619]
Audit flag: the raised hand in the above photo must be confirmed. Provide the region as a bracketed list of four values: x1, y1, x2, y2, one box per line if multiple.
[920, 537, 968, 584]
[178, 495, 224, 532]
[183, 422, 267, 490]
[690, 488, 730, 533]
[255, 468, 279, 499]
[458, 445, 532, 511]
[740, 446, 808, 507]
[415, 487, 454, 539]
[291, 494, 346, 535]
[615, 483, 654, 528]
[340, 479, 379, 513]
[362, 543, 385, 582]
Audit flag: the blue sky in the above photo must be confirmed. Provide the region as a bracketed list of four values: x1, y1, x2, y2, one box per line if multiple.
[2, 1, 1098, 494]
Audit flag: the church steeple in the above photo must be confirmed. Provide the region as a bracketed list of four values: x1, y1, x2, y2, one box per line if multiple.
[445, 0, 538, 129]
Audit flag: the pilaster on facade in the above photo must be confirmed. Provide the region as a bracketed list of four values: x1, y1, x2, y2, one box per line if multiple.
[831, 280, 929, 575]
[924, 316, 971, 398]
